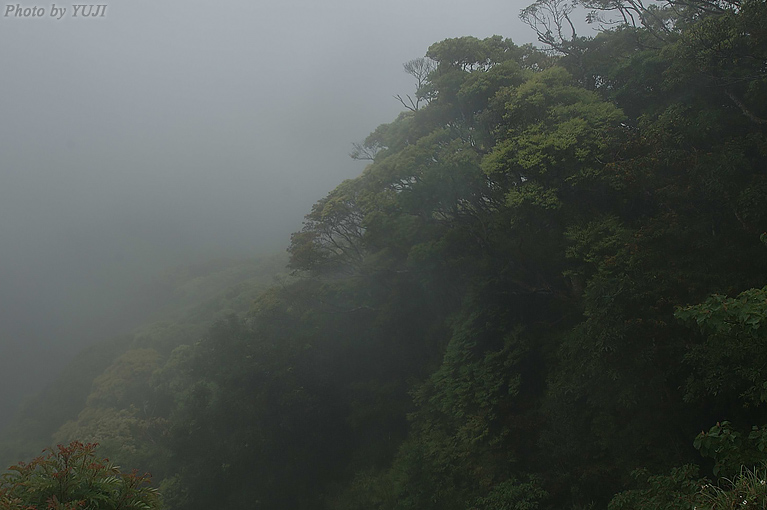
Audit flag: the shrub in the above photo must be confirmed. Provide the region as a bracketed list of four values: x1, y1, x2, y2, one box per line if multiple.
[0, 441, 160, 510]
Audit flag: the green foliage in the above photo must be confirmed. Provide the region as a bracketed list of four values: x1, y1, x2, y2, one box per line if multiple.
[0, 442, 160, 510]
[273, 10, 767, 507]
[608, 465, 704, 510]
[676, 287, 767, 336]
[697, 464, 767, 510]
[693, 422, 767, 478]
[390, 326, 528, 507]
[470, 478, 548, 510]
[0, 339, 126, 471]
[677, 286, 767, 407]
[610, 463, 767, 510]
[0, 255, 287, 495]
[328, 468, 398, 510]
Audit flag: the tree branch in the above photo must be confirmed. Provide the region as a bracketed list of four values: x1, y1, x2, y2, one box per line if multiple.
[725, 90, 767, 125]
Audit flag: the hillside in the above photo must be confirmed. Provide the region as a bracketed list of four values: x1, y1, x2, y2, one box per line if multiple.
[0, 253, 287, 471]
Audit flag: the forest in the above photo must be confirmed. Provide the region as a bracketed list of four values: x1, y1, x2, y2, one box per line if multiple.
[2, 0, 767, 508]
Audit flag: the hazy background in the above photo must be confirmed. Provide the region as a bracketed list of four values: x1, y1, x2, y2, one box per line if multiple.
[0, 0, 540, 428]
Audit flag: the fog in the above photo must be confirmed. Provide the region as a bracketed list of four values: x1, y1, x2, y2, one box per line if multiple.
[0, 0, 536, 428]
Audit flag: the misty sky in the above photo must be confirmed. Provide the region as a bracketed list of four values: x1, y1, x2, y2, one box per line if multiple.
[0, 0, 547, 424]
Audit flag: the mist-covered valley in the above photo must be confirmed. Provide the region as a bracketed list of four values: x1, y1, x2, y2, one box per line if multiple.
[0, 0, 528, 427]
[1, 0, 767, 509]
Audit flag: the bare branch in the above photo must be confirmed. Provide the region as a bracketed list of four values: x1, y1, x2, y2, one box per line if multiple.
[403, 57, 437, 89]
[394, 94, 419, 112]
[394, 57, 437, 111]
[725, 90, 767, 125]
[350, 141, 381, 161]
[520, 0, 580, 55]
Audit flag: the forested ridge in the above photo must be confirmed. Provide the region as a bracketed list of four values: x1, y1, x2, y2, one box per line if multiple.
[3, 0, 767, 508]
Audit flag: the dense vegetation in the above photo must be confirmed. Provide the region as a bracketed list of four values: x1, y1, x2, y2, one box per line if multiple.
[0, 442, 160, 510]
[2, 0, 767, 508]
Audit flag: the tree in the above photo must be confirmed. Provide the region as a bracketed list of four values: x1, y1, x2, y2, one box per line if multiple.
[288, 179, 367, 276]
[0, 441, 161, 510]
[520, 0, 579, 55]
[394, 57, 437, 112]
